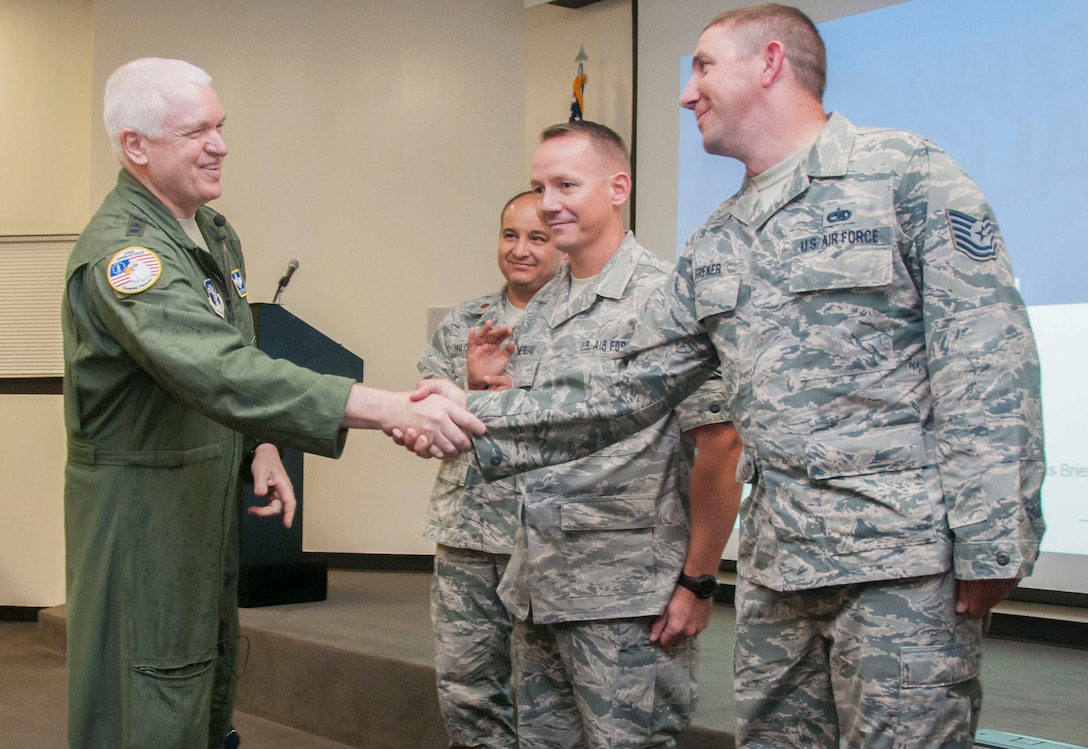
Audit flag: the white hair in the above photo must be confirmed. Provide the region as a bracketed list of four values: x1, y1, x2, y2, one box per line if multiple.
[103, 57, 213, 161]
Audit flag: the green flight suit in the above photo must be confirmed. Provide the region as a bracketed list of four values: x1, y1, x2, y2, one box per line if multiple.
[62, 170, 355, 749]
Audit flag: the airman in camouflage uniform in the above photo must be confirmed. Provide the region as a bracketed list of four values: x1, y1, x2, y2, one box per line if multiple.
[418, 192, 561, 748]
[477, 121, 737, 749]
[449, 7, 1045, 748]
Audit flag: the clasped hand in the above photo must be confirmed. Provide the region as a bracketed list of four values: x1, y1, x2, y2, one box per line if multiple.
[390, 379, 474, 458]
[392, 322, 513, 457]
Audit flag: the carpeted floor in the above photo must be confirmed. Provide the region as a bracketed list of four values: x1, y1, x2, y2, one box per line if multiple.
[2, 570, 1085, 748]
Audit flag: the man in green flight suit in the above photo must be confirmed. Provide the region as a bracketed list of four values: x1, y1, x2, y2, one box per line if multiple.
[61, 57, 483, 749]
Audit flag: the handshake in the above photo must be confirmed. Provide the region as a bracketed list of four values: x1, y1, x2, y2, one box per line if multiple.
[341, 321, 515, 458]
[340, 379, 481, 459]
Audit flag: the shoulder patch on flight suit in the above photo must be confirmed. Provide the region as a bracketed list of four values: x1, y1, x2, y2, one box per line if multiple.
[107, 247, 162, 294]
[204, 279, 225, 317]
[946, 209, 999, 261]
[230, 269, 248, 297]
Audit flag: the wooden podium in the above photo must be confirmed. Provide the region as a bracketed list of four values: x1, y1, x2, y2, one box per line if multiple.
[238, 302, 364, 607]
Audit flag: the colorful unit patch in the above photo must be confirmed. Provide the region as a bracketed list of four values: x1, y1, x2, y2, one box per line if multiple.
[107, 247, 162, 294]
[946, 209, 999, 261]
[230, 269, 248, 297]
[204, 279, 225, 317]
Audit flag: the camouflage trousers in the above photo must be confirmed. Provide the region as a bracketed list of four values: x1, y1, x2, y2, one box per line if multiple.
[432, 544, 517, 749]
[734, 571, 982, 748]
[512, 615, 699, 748]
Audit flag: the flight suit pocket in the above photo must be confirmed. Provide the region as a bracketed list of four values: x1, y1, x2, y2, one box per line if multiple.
[690, 229, 740, 320]
[119, 446, 233, 661]
[790, 244, 898, 379]
[900, 642, 979, 688]
[126, 654, 216, 748]
[612, 631, 697, 743]
[426, 458, 472, 530]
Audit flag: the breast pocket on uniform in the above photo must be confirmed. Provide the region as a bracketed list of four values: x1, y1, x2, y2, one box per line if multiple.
[789, 242, 899, 380]
[693, 266, 740, 322]
[512, 356, 540, 390]
[789, 242, 893, 294]
[689, 230, 741, 322]
[691, 248, 741, 399]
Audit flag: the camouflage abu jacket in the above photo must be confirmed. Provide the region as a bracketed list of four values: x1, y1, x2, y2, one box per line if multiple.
[494, 233, 726, 623]
[469, 113, 1045, 593]
[417, 289, 521, 553]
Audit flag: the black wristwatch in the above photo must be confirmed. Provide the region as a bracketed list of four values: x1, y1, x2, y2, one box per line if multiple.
[677, 572, 720, 599]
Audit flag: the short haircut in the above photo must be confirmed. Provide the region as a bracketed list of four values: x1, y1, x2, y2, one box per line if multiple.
[706, 3, 826, 101]
[501, 190, 537, 227]
[540, 120, 631, 174]
[103, 57, 213, 161]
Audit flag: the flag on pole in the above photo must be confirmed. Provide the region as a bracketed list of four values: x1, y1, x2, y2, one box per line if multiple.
[570, 45, 588, 121]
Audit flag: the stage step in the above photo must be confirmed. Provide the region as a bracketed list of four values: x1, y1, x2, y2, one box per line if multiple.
[38, 570, 734, 748]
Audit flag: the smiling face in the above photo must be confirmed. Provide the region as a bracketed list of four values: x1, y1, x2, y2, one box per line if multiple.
[497, 193, 561, 308]
[127, 83, 228, 218]
[530, 133, 624, 260]
[680, 22, 764, 162]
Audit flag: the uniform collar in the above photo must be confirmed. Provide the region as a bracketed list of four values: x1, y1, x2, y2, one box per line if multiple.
[465, 289, 509, 319]
[727, 111, 855, 229]
[114, 169, 220, 252]
[546, 231, 643, 327]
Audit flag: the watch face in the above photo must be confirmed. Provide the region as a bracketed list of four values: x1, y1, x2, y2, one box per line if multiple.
[681, 574, 719, 598]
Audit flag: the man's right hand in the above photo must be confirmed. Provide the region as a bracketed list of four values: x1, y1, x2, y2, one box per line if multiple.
[466, 320, 515, 390]
[409, 378, 467, 406]
[340, 383, 482, 459]
[388, 379, 475, 457]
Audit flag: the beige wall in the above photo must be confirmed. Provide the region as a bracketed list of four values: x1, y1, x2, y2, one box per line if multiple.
[89, 0, 528, 558]
[1, 0, 527, 605]
[0, 0, 920, 608]
[524, 0, 632, 175]
[0, 0, 638, 608]
[0, 395, 67, 606]
[0, 0, 92, 235]
[0, 0, 92, 606]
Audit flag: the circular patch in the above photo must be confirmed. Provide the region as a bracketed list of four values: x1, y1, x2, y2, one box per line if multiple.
[107, 247, 163, 294]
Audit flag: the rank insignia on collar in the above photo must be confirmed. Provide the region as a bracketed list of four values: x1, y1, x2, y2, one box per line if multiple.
[230, 269, 248, 298]
[204, 279, 225, 317]
[126, 216, 146, 237]
[947, 209, 999, 261]
[107, 247, 162, 294]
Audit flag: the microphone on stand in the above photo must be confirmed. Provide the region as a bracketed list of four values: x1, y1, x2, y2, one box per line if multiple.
[273, 259, 300, 304]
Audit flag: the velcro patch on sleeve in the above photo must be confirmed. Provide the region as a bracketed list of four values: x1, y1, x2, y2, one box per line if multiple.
[107, 247, 162, 294]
